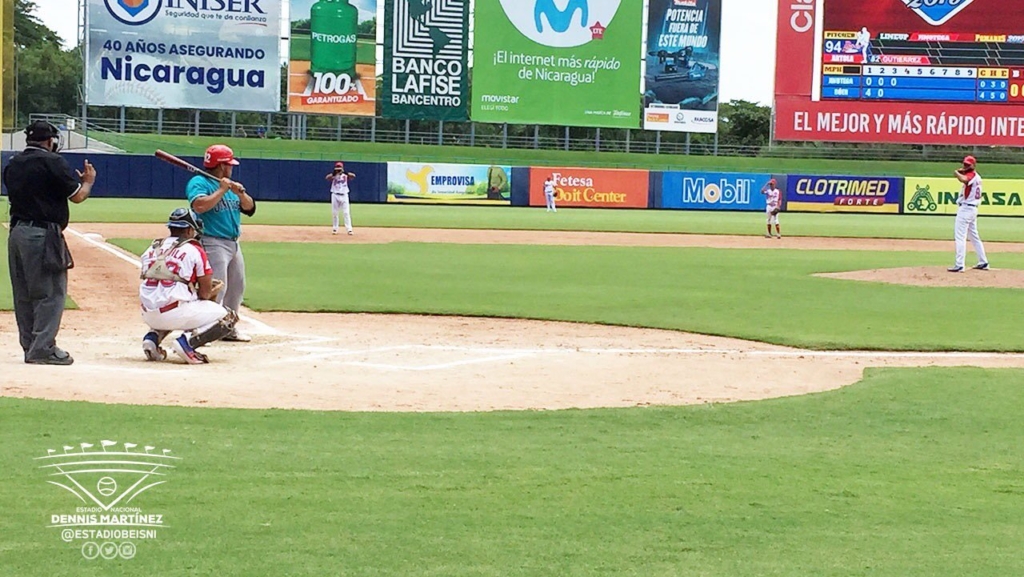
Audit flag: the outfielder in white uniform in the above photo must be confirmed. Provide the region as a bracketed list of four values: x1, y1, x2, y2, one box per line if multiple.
[327, 161, 355, 235]
[762, 179, 782, 239]
[140, 209, 239, 364]
[949, 155, 989, 272]
[544, 177, 557, 212]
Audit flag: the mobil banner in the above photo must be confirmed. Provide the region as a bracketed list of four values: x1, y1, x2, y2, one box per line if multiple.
[787, 175, 903, 214]
[388, 162, 512, 205]
[905, 178, 1024, 216]
[288, 0, 378, 116]
[85, 0, 282, 111]
[643, 0, 723, 133]
[528, 168, 649, 209]
[661, 172, 772, 211]
[382, 0, 470, 120]
[472, 0, 644, 128]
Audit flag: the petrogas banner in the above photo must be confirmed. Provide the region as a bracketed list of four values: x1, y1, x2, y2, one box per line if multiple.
[643, 0, 722, 133]
[528, 167, 649, 208]
[388, 163, 512, 205]
[661, 172, 771, 211]
[472, 0, 644, 128]
[382, 0, 470, 120]
[905, 178, 1024, 216]
[288, 0, 378, 116]
[787, 175, 903, 214]
[85, 0, 282, 111]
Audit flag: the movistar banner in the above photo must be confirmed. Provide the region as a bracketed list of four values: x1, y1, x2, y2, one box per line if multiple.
[86, 0, 282, 111]
[382, 0, 470, 120]
[471, 0, 644, 128]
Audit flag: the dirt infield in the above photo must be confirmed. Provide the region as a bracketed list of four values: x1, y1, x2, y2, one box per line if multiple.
[2, 225, 1022, 413]
[818, 266, 1024, 289]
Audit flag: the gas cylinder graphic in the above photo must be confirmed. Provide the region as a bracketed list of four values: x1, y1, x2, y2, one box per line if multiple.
[310, 0, 359, 76]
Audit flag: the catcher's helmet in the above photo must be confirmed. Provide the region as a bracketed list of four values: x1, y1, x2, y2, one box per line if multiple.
[203, 144, 240, 169]
[167, 208, 204, 234]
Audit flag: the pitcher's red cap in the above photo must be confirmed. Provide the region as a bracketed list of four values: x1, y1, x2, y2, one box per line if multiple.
[335, 162, 344, 169]
[204, 144, 240, 169]
[963, 155, 977, 166]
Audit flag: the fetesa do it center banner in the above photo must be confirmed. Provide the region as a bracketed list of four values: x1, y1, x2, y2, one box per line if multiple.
[288, 0, 378, 116]
[382, 0, 470, 121]
[643, 0, 723, 133]
[528, 167, 649, 208]
[86, 0, 283, 111]
[472, 0, 644, 128]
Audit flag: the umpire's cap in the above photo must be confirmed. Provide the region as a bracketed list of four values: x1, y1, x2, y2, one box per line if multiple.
[167, 208, 204, 234]
[25, 120, 59, 142]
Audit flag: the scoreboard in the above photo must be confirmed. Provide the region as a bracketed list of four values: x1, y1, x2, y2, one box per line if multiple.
[820, 30, 1024, 105]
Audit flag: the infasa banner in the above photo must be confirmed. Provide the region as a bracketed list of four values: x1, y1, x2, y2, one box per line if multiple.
[528, 168, 649, 209]
[905, 178, 1024, 216]
[661, 172, 772, 211]
[86, 0, 282, 111]
[787, 174, 903, 214]
[643, 0, 722, 133]
[472, 0, 643, 128]
[388, 163, 512, 205]
[288, 0, 377, 116]
[382, 0, 470, 120]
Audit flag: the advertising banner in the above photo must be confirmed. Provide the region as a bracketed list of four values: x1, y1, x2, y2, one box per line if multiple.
[472, 0, 643, 128]
[288, 0, 377, 116]
[905, 178, 1024, 216]
[382, 0, 469, 120]
[85, 0, 282, 111]
[528, 168, 649, 209]
[643, 0, 722, 133]
[786, 174, 903, 214]
[388, 163, 512, 204]
[661, 172, 772, 211]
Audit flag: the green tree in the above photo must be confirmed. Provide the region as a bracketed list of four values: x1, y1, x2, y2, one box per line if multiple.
[358, 17, 376, 36]
[14, 0, 60, 49]
[14, 0, 80, 121]
[718, 100, 771, 149]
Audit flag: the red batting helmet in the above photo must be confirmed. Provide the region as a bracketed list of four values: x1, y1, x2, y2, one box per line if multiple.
[963, 155, 977, 166]
[204, 144, 240, 169]
[335, 162, 344, 169]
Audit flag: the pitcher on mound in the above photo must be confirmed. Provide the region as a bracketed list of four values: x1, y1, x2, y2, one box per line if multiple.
[139, 208, 239, 364]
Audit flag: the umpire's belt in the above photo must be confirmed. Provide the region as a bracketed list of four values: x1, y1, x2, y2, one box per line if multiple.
[12, 219, 54, 229]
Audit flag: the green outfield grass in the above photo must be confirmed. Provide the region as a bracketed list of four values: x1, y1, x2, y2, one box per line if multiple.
[4, 368, 1024, 576]
[72, 199, 1024, 242]
[90, 132, 1024, 177]
[109, 239, 1024, 351]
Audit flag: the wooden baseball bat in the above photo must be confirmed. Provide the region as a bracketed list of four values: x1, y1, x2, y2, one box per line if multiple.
[154, 149, 220, 181]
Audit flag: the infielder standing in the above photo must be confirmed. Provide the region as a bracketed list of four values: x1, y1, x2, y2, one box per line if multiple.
[140, 209, 238, 364]
[949, 155, 989, 272]
[544, 176, 557, 212]
[326, 162, 355, 235]
[187, 145, 256, 342]
[761, 179, 782, 239]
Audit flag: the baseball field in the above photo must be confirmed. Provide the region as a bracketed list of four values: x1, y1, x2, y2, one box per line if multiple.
[3, 199, 1024, 575]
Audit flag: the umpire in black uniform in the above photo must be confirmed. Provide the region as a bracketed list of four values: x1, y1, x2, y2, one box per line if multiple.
[3, 121, 96, 365]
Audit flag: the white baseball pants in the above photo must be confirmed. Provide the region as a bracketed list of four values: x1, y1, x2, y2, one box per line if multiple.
[545, 192, 557, 212]
[766, 208, 779, 225]
[142, 300, 229, 333]
[332, 193, 352, 232]
[954, 205, 988, 268]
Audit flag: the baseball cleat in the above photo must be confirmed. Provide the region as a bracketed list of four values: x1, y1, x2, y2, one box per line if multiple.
[332, 229, 338, 235]
[973, 262, 989, 270]
[143, 332, 167, 362]
[222, 331, 252, 343]
[171, 335, 205, 365]
[348, 230, 354, 235]
[947, 266, 964, 273]
[764, 234, 772, 238]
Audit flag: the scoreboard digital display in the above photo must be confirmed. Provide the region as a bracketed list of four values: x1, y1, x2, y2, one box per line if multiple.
[774, 0, 1024, 145]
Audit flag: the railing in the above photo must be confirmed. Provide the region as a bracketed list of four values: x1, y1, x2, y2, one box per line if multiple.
[30, 110, 1024, 170]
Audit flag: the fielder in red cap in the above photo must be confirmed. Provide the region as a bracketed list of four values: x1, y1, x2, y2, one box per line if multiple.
[949, 155, 989, 272]
[760, 178, 783, 239]
[185, 144, 257, 341]
[325, 161, 357, 235]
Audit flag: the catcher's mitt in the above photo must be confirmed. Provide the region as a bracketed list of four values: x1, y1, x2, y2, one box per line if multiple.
[770, 208, 781, 216]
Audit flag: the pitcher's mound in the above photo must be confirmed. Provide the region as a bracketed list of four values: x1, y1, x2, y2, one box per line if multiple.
[818, 266, 1024, 289]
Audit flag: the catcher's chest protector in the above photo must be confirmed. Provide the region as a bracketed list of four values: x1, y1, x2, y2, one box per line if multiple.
[141, 237, 198, 284]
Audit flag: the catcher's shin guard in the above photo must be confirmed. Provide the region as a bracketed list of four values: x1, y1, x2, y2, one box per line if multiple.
[188, 309, 239, 349]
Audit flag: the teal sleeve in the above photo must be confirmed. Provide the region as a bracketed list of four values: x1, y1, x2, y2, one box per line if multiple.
[186, 176, 214, 205]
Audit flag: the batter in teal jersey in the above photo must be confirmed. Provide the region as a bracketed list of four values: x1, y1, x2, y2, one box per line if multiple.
[187, 144, 257, 342]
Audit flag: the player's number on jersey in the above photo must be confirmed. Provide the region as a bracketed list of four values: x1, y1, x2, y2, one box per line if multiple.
[312, 73, 353, 96]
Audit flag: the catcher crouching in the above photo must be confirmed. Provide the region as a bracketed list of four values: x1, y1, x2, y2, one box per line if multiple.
[139, 208, 238, 364]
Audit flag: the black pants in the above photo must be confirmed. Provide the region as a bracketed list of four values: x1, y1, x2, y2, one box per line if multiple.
[7, 223, 68, 361]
